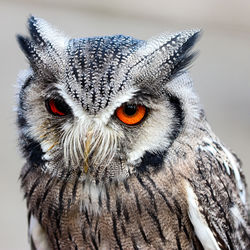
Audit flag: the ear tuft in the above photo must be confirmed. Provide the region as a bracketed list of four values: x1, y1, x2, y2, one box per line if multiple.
[27, 15, 68, 50]
[135, 30, 201, 82]
[170, 30, 200, 77]
[180, 30, 200, 53]
[16, 35, 34, 59]
[28, 15, 46, 45]
[17, 16, 69, 75]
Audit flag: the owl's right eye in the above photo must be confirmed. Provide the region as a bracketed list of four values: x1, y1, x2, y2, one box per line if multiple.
[45, 98, 71, 116]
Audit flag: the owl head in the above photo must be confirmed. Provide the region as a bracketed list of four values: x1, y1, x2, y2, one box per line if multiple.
[17, 16, 201, 184]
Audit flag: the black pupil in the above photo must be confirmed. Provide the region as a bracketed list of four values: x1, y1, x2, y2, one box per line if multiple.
[123, 104, 137, 116]
[54, 99, 68, 113]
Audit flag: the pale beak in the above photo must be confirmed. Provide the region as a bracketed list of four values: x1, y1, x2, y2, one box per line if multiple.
[83, 130, 93, 174]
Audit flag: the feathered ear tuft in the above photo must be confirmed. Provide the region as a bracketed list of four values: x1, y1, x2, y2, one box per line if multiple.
[27, 15, 68, 50]
[16, 34, 43, 67]
[16, 35, 34, 58]
[17, 16, 68, 77]
[17, 15, 68, 58]
[170, 30, 200, 77]
[28, 15, 46, 46]
[17, 31, 46, 73]
[135, 30, 201, 82]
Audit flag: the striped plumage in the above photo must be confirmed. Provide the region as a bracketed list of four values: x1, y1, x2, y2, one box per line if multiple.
[17, 16, 250, 249]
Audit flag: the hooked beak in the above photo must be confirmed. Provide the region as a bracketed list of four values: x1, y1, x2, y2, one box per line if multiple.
[83, 130, 93, 174]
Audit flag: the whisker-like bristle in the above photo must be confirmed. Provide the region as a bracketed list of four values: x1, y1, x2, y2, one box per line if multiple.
[61, 119, 120, 171]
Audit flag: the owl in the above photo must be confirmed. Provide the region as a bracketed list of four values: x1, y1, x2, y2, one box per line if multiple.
[16, 16, 250, 250]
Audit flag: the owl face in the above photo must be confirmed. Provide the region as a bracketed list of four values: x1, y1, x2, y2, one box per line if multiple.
[17, 16, 200, 184]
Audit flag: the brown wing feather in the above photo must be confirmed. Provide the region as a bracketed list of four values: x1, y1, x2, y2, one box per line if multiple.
[189, 137, 250, 249]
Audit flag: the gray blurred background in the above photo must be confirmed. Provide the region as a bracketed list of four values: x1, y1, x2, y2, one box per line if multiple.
[0, 0, 250, 249]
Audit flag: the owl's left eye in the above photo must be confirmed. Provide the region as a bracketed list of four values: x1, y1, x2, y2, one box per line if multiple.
[116, 103, 147, 125]
[45, 98, 71, 116]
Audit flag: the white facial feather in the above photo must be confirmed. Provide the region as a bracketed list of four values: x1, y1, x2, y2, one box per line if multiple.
[127, 100, 175, 164]
[61, 116, 121, 169]
[54, 83, 123, 170]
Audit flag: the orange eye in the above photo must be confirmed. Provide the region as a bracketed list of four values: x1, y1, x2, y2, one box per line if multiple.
[116, 104, 147, 125]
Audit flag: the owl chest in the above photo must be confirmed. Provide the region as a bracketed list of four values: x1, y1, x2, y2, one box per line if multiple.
[25, 171, 195, 249]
